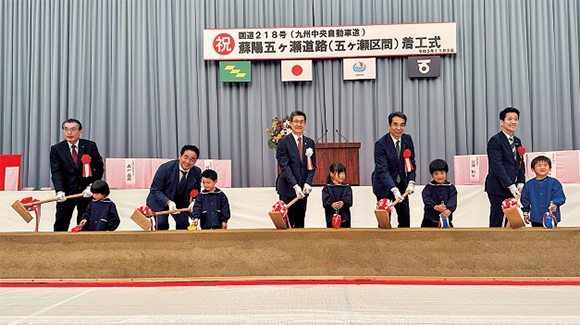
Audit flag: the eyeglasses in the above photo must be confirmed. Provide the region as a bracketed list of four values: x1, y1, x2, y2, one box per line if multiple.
[291, 120, 305, 125]
[63, 128, 79, 133]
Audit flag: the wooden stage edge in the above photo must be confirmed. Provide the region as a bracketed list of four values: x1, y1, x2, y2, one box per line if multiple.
[1, 228, 579, 279]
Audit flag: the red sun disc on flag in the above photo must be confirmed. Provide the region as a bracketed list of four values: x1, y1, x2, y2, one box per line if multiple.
[291, 65, 303, 76]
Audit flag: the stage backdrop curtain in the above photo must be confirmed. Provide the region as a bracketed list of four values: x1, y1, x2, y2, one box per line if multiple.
[1, 0, 578, 189]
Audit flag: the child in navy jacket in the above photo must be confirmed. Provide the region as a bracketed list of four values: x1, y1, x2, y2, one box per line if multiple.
[191, 169, 231, 230]
[322, 163, 353, 228]
[421, 159, 457, 228]
[79, 180, 120, 231]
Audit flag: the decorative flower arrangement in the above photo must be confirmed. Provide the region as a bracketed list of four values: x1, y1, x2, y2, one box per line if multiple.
[266, 116, 291, 149]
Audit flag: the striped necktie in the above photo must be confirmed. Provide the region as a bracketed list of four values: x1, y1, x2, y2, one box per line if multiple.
[509, 136, 516, 160]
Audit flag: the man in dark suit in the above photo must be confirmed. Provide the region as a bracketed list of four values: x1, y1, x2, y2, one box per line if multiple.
[276, 110, 316, 228]
[50, 118, 104, 231]
[485, 107, 526, 227]
[372, 112, 416, 228]
[146, 145, 202, 230]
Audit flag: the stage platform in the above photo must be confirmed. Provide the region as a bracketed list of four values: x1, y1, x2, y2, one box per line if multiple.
[2, 185, 580, 232]
[1, 228, 578, 279]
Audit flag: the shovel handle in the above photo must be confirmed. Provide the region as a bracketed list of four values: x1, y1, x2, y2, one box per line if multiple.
[144, 207, 191, 218]
[286, 190, 308, 208]
[392, 190, 411, 206]
[23, 193, 84, 207]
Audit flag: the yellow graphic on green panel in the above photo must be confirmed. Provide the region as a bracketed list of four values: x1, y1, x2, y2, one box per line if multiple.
[219, 61, 251, 82]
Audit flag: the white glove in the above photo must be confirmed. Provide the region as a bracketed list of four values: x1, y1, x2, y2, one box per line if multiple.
[82, 186, 92, 198]
[391, 187, 404, 202]
[405, 181, 415, 195]
[304, 183, 313, 195]
[516, 183, 524, 191]
[508, 184, 519, 198]
[188, 201, 195, 212]
[293, 185, 303, 197]
[168, 201, 178, 214]
[56, 191, 66, 202]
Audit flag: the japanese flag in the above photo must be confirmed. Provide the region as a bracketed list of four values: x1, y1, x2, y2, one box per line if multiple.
[281, 60, 313, 82]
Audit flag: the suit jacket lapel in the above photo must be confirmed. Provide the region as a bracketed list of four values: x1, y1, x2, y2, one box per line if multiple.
[61, 141, 76, 170]
[400, 136, 409, 167]
[171, 161, 180, 199]
[77, 140, 86, 170]
[499, 132, 516, 168]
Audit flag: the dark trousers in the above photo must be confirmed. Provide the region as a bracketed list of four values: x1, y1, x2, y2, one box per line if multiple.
[157, 211, 190, 230]
[375, 181, 410, 228]
[487, 193, 509, 227]
[421, 218, 454, 228]
[280, 194, 308, 228]
[54, 196, 91, 231]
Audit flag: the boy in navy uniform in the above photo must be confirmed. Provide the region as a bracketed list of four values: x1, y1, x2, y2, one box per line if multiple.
[276, 110, 316, 228]
[421, 159, 458, 228]
[521, 156, 566, 227]
[191, 169, 231, 230]
[485, 107, 526, 227]
[79, 180, 120, 231]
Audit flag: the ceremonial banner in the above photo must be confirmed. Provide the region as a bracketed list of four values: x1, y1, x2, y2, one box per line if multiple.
[204, 160, 214, 171]
[548, 151, 557, 179]
[219, 61, 251, 82]
[469, 155, 479, 182]
[205, 22, 457, 60]
[125, 159, 136, 188]
[281, 60, 313, 81]
[343, 58, 376, 80]
[5, 167, 19, 191]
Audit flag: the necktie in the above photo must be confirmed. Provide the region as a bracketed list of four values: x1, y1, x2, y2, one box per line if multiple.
[396, 140, 401, 158]
[298, 137, 303, 161]
[509, 136, 516, 159]
[395, 140, 401, 183]
[71, 144, 78, 165]
[177, 170, 188, 197]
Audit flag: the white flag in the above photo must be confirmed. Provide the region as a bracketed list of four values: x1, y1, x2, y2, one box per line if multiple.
[281, 60, 312, 81]
[343, 58, 376, 80]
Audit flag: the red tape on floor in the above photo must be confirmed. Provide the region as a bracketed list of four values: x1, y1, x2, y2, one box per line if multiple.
[2, 277, 579, 287]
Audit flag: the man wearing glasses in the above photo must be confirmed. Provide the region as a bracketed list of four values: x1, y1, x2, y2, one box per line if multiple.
[276, 110, 317, 228]
[50, 118, 104, 231]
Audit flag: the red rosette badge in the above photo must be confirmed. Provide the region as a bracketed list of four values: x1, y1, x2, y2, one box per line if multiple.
[517, 146, 526, 168]
[403, 149, 414, 172]
[190, 189, 199, 198]
[81, 155, 92, 177]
